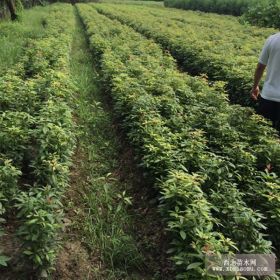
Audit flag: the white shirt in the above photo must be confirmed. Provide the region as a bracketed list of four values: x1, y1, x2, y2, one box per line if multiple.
[259, 32, 280, 102]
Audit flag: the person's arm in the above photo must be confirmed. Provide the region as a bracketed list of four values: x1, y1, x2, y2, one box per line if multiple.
[251, 63, 266, 101]
[251, 36, 271, 101]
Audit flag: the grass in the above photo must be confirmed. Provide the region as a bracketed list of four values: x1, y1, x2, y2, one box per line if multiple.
[66, 10, 146, 279]
[0, 6, 52, 73]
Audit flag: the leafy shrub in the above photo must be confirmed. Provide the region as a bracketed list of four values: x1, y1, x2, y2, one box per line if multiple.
[159, 171, 237, 278]
[15, 186, 63, 276]
[0, 157, 21, 268]
[0, 112, 34, 166]
[242, 0, 280, 28]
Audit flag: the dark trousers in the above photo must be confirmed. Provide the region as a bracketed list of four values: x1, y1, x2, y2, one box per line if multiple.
[258, 96, 280, 129]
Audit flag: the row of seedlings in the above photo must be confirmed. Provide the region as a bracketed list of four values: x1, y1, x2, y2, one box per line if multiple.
[0, 4, 75, 277]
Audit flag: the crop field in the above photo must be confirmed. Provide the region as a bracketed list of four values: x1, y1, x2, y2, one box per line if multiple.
[1, 1, 280, 279]
[92, 3, 278, 107]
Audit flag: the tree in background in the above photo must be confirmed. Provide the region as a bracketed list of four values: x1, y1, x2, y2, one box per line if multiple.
[0, 0, 23, 20]
[6, 0, 18, 20]
[1, 0, 27, 20]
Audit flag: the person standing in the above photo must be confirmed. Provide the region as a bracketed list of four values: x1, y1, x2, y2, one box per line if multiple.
[251, 33, 280, 129]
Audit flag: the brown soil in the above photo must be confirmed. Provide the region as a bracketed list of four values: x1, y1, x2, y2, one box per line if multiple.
[54, 241, 93, 280]
[116, 145, 175, 279]
[0, 224, 24, 280]
[52, 146, 102, 280]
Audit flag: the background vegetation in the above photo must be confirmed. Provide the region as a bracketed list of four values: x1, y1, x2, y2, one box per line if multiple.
[164, 0, 280, 28]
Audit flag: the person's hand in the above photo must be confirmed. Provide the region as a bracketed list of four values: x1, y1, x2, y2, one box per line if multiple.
[251, 86, 260, 101]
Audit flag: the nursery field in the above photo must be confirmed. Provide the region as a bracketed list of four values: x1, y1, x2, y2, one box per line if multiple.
[0, 1, 280, 279]
[92, 3, 278, 107]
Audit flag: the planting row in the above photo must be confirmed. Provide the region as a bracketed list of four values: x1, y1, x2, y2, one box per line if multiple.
[92, 3, 277, 108]
[0, 4, 75, 277]
[78, 4, 280, 279]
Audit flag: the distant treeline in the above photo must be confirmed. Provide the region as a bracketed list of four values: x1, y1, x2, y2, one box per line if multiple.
[164, 0, 254, 15]
[164, 0, 280, 28]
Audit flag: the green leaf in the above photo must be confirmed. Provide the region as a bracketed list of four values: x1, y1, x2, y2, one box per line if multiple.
[23, 250, 33, 256]
[0, 255, 10, 266]
[187, 262, 202, 270]
[179, 230, 186, 240]
[35, 254, 42, 265]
